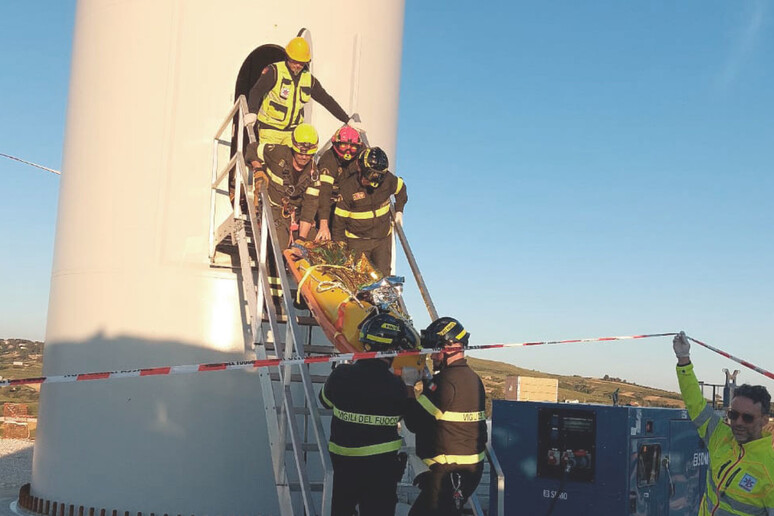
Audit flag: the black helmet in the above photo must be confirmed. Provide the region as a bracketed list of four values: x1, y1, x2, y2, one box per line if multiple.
[421, 317, 470, 349]
[359, 313, 419, 352]
[357, 147, 389, 187]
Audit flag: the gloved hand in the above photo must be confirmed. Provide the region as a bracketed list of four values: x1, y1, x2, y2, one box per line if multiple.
[394, 211, 403, 226]
[243, 113, 257, 126]
[673, 331, 691, 359]
[253, 168, 268, 191]
[290, 241, 309, 259]
[401, 367, 422, 387]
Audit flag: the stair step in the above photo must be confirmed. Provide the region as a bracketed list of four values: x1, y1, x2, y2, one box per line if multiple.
[262, 343, 336, 355]
[269, 373, 328, 383]
[287, 482, 325, 492]
[261, 315, 319, 326]
[277, 407, 333, 417]
[285, 442, 321, 452]
[213, 218, 257, 253]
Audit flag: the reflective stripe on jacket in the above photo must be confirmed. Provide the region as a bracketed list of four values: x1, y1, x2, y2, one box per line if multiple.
[256, 62, 312, 130]
[677, 363, 774, 515]
[315, 148, 358, 222]
[319, 359, 407, 458]
[249, 143, 319, 223]
[332, 173, 407, 241]
[403, 359, 488, 468]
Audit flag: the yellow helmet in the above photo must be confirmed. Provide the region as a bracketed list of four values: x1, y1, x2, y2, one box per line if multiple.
[285, 37, 311, 63]
[291, 123, 319, 155]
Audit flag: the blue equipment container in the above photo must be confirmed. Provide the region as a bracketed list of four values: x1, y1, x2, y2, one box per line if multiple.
[491, 401, 709, 515]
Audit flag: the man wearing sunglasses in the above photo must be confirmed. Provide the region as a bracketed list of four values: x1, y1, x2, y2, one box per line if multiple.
[332, 147, 407, 277]
[248, 37, 350, 147]
[673, 332, 774, 515]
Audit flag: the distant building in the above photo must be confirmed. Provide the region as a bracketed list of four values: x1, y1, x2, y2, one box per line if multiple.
[12, 361, 24, 367]
[505, 375, 559, 402]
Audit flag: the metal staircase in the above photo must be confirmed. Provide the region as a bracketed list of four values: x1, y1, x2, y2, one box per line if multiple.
[209, 95, 333, 516]
[208, 96, 504, 515]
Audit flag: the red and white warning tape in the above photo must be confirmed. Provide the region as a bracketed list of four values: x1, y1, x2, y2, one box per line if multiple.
[1, 332, 771, 387]
[687, 335, 774, 381]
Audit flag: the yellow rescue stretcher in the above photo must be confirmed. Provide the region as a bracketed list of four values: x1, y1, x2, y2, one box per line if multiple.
[283, 243, 425, 375]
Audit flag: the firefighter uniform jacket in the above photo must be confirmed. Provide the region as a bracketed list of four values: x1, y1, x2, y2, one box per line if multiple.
[677, 363, 774, 515]
[332, 172, 407, 242]
[319, 359, 408, 457]
[248, 62, 349, 131]
[404, 359, 488, 468]
[246, 143, 319, 224]
[316, 148, 358, 223]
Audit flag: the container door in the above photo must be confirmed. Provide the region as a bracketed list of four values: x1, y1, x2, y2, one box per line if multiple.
[631, 439, 669, 515]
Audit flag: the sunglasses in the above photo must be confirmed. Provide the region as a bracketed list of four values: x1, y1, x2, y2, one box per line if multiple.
[727, 410, 757, 424]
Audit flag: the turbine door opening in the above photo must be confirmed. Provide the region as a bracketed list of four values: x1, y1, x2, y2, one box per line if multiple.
[232, 44, 286, 156]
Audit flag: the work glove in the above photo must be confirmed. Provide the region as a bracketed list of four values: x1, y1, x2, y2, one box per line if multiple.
[673, 331, 691, 359]
[253, 167, 268, 191]
[394, 211, 403, 226]
[243, 113, 257, 126]
[401, 367, 422, 387]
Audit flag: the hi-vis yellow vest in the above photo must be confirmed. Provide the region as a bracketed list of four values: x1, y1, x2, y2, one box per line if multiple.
[257, 62, 312, 130]
[677, 363, 774, 515]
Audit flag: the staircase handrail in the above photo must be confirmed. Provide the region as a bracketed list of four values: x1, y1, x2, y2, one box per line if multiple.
[253, 181, 334, 515]
[209, 95, 254, 258]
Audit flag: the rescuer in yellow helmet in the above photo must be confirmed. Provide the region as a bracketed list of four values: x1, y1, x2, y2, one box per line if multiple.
[248, 36, 350, 146]
[246, 122, 320, 246]
[245, 123, 321, 313]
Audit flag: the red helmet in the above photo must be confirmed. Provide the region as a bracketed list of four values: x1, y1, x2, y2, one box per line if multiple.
[332, 126, 362, 161]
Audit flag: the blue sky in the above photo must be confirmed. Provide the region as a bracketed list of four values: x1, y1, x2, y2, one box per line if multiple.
[2, 1, 773, 394]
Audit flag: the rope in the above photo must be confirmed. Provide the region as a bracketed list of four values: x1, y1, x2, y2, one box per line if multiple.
[1, 153, 61, 175]
[296, 264, 362, 306]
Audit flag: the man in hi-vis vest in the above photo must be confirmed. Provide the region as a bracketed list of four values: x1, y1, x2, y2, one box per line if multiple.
[673, 332, 774, 515]
[248, 37, 350, 146]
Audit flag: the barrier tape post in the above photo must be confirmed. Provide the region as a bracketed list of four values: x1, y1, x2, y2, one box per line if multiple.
[2, 332, 772, 387]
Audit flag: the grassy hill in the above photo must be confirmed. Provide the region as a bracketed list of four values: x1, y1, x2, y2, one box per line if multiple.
[467, 356, 686, 415]
[0, 338, 43, 417]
